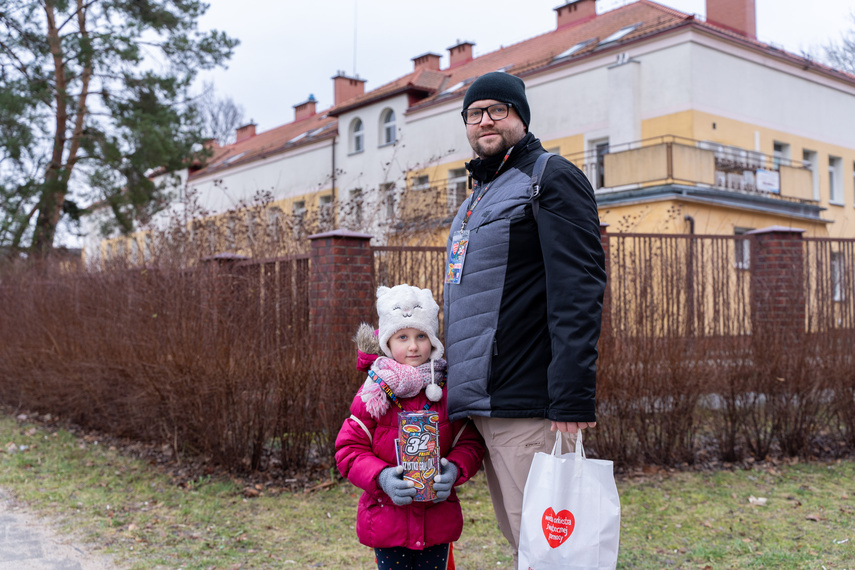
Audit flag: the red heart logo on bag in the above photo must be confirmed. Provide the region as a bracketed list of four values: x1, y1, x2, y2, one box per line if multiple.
[542, 507, 575, 548]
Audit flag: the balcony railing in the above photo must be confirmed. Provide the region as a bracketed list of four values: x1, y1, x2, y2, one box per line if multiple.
[397, 136, 817, 229]
[564, 136, 815, 203]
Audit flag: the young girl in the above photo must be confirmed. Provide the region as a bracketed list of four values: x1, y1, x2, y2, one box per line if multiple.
[335, 284, 485, 570]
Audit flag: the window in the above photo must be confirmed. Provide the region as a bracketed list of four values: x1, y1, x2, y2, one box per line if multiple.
[206, 220, 218, 254]
[144, 233, 152, 262]
[266, 207, 283, 244]
[599, 24, 640, 46]
[447, 168, 468, 214]
[554, 39, 595, 60]
[803, 149, 819, 200]
[245, 210, 259, 245]
[292, 200, 306, 218]
[831, 251, 844, 302]
[381, 183, 396, 219]
[318, 195, 334, 229]
[226, 213, 240, 249]
[591, 140, 610, 190]
[772, 141, 790, 170]
[829, 155, 843, 204]
[412, 175, 430, 191]
[381, 109, 396, 145]
[350, 118, 364, 153]
[734, 227, 753, 270]
[349, 188, 363, 229]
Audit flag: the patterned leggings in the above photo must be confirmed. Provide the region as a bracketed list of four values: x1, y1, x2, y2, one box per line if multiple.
[374, 543, 450, 569]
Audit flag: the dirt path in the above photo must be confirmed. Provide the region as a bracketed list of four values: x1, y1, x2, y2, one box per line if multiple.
[0, 489, 121, 570]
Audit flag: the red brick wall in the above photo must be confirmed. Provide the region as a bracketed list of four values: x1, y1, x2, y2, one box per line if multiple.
[308, 230, 375, 344]
[706, 0, 756, 39]
[748, 227, 804, 339]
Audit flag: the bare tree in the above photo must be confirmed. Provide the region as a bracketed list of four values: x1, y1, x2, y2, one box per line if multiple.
[824, 13, 855, 74]
[198, 82, 246, 146]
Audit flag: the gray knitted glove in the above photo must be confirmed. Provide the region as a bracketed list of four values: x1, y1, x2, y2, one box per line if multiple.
[378, 466, 416, 506]
[432, 458, 458, 502]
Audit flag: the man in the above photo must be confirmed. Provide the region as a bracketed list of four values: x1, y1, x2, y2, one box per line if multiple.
[443, 71, 606, 563]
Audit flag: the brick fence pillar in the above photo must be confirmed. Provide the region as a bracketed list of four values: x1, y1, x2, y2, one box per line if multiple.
[599, 222, 611, 343]
[308, 230, 375, 349]
[748, 226, 805, 343]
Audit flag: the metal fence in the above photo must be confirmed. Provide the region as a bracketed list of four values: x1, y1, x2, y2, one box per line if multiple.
[804, 237, 855, 332]
[372, 245, 447, 333]
[608, 233, 752, 338]
[233, 255, 311, 347]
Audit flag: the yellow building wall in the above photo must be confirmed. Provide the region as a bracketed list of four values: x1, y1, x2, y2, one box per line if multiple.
[599, 198, 829, 237]
[602, 109, 855, 238]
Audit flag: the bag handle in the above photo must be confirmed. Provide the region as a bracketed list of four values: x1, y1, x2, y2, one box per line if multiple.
[552, 430, 586, 477]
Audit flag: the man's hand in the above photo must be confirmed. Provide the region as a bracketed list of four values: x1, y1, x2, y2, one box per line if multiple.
[550, 421, 596, 434]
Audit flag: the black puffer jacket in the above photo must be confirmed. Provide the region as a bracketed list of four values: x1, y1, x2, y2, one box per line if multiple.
[444, 133, 606, 423]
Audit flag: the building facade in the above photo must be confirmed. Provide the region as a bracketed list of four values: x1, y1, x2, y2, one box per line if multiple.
[84, 0, 855, 263]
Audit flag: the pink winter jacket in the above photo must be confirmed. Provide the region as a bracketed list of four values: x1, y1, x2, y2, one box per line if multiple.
[335, 383, 485, 550]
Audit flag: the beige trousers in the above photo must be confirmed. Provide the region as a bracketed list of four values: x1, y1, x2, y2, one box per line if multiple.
[471, 416, 575, 567]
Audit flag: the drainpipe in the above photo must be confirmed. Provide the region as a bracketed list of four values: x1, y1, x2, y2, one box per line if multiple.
[331, 135, 337, 204]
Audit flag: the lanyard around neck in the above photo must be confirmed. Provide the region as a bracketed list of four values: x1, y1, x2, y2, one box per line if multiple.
[460, 147, 513, 232]
[367, 369, 445, 411]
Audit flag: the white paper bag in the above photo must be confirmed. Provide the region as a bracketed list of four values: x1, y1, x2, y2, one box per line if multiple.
[518, 431, 621, 570]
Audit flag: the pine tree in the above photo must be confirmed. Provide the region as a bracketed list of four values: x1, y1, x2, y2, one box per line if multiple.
[0, 0, 238, 257]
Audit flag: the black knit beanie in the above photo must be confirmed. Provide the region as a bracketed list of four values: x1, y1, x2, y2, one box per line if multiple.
[462, 72, 531, 127]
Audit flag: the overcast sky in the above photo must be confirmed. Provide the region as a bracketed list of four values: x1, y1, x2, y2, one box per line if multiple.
[195, 0, 855, 133]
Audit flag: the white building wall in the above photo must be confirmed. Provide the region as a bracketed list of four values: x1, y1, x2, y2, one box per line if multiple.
[188, 139, 335, 214]
[690, 41, 855, 148]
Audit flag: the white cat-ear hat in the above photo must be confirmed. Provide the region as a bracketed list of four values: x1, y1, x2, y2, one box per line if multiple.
[376, 284, 444, 361]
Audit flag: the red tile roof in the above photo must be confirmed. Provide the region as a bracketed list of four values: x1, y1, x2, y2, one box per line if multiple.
[189, 113, 336, 180]
[192, 0, 854, 180]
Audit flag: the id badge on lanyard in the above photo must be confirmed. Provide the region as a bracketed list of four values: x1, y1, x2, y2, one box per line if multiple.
[445, 147, 513, 286]
[445, 229, 469, 284]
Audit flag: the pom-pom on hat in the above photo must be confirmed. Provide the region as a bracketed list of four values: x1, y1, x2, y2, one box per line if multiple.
[376, 284, 443, 361]
[462, 71, 531, 127]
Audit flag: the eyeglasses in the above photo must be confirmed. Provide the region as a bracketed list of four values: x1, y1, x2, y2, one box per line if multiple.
[461, 103, 513, 125]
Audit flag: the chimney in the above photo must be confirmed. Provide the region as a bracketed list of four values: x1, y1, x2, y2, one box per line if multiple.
[235, 122, 256, 143]
[294, 94, 317, 121]
[412, 52, 441, 71]
[447, 41, 474, 68]
[706, 0, 756, 39]
[555, 0, 597, 29]
[332, 72, 367, 106]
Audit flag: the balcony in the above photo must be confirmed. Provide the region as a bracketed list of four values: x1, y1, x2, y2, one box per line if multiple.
[396, 136, 823, 231]
[567, 136, 817, 207]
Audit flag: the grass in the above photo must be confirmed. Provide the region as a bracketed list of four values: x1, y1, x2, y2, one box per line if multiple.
[0, 413, 852, 569]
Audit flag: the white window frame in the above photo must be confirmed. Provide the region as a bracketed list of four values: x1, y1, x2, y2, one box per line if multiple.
[349, 188, 363, 229]
[380, 109, 396, 146]
[829, 155, 843, 205]
[831, 251, 845, 302]
[772, 141, 790, 170]
[734, 227, 753, 270]
[412, 175, 430, 191]
[350, 118, 364, 154]
[590, 139, 610, 191]
[447, 168, 468, 214]
[803, 149, 819, 200]
[381, 183, 396, 219]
